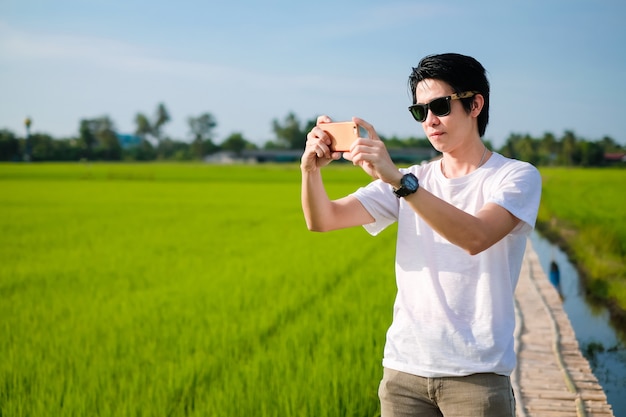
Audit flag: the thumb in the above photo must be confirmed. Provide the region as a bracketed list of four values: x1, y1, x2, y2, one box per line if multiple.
[353, 117, 379, 140]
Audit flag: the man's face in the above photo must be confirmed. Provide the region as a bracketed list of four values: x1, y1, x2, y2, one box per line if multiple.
[414, 79, 477, 154]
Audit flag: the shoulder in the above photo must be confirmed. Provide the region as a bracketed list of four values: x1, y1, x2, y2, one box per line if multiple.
[488, 153, 541, 183]
[490, 152, 533, 170]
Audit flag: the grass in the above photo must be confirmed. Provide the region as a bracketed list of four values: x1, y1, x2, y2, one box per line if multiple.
[0, 162, 395, 417]
[3, 163, 625, 416]
[537, 167, 626, 321]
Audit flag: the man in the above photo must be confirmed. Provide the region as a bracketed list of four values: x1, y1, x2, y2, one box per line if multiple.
[300, 53, 542, 416]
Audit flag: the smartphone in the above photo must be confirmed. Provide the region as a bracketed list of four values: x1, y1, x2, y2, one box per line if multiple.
[320, 121, 366, 152]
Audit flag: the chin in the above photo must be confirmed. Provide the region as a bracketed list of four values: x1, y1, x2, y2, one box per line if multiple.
[429, 141, 444, 153]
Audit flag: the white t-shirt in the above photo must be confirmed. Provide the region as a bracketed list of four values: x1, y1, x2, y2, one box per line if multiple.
[352, 152, 542, 377]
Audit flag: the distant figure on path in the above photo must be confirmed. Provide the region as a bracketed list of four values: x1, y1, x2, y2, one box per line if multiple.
[549, 259, 563, 298]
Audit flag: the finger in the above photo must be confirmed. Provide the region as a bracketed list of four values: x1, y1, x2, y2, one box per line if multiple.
[311, 126, 333, 146]
[307, 126, 326, 144]
[352, 117, 379, 141]
[309, 136, 333, 159]
[317, 115, 332, 125]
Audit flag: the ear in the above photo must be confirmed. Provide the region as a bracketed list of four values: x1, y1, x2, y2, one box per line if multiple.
[471, 94, 485, 117]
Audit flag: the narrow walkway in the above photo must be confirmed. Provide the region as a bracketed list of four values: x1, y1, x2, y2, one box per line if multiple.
[512, 241, 614, 417]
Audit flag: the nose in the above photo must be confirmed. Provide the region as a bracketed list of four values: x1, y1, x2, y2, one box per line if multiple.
[423, 107, 440, 125]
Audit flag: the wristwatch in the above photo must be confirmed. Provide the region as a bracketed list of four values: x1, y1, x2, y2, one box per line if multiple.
[393, 173, 419, 198]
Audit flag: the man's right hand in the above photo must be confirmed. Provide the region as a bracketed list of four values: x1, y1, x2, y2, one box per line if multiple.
[300, 115, 343, 172]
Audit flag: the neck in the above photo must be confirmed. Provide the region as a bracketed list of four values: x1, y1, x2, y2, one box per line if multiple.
[441, 144, 489, 178]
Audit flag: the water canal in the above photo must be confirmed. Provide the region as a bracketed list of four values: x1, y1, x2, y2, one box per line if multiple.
[530, 231, 626, 416]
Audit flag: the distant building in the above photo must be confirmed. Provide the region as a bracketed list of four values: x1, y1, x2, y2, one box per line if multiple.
[203, 148, 438, 164]
[604, 152, 626, 164]
[117, 134, 143, 149]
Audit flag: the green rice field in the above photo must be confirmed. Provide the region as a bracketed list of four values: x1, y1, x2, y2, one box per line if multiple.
[2, 163, 625, 416]
[537, 167, 626, 317]
[0, 163, 396, 417]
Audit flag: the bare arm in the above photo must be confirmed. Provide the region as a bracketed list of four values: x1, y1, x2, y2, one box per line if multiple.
[403, 189, 520, 255]
[302, 116, 520, 248]
[300, 116, 374, 232]
[345, 117, 521, 255]
[301, 170, 374, 232]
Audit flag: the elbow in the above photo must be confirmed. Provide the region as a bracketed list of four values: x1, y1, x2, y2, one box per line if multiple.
[305, 219, 331, 233]
[306, 224, 324, 233]
[303, 209, 339, 233]
[466, 245, 486, 256]
[464, 234, 493, 256]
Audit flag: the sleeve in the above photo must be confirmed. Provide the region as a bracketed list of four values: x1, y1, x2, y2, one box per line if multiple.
[351, 178, 400, 236]
[488, 161, 542, 231]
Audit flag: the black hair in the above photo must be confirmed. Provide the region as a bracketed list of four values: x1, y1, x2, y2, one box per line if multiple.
[408, 53, 490, 137]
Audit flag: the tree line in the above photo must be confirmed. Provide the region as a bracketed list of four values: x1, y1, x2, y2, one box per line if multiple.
[0, 102, 624, 166]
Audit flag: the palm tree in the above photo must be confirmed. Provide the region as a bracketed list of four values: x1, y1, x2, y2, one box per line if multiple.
[153, 103, 171, 146]
[188, 112, 218, 159]
[134, 113, 152, 144]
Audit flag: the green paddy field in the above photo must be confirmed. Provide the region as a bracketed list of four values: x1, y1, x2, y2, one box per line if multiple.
[1, 163, 395, 417]
[537, 168, 626, 319]
[1, 163, 624, 416]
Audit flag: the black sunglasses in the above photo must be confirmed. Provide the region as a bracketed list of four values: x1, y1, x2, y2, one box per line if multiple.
[408, 91, 479, 122]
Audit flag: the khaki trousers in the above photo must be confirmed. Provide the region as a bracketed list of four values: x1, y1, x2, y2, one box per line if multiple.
[378, 368, 516, 417]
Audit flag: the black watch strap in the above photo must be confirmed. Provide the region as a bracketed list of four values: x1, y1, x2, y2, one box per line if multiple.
[393, 173, 419, 198]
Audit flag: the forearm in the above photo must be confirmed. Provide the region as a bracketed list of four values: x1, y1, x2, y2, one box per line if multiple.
[301, 167, 374, 232]
[301, 168, 332, 231]
[407, 189, 483, 252]
[403, 187, 516, 255]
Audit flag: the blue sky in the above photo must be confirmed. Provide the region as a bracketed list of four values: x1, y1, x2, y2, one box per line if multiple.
[1, 0, 625, 148]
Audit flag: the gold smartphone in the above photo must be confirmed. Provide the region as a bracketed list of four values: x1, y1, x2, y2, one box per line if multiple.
[319, 121, 363, 152]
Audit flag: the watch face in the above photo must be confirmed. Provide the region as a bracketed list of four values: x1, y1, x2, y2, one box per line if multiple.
[394, 173, 419, 197]
[404, 174, 418, 190]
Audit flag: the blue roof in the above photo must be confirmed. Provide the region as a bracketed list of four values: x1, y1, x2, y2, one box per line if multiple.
[116, 134, 142, 148]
